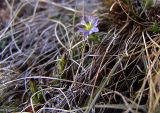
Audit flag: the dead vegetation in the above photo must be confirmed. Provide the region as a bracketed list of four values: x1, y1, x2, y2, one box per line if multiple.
[0, 0, 160, 113]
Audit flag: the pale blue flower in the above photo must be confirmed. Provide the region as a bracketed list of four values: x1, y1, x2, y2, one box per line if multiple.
[78, 16, 99, 36]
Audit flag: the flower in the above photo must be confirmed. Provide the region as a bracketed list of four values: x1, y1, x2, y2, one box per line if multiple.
[77, 16, 99, 36]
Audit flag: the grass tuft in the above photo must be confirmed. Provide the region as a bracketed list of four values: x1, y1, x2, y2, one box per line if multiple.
[0, 0, 160, 113]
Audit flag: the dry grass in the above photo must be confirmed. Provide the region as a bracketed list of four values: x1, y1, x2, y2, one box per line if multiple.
[0, 0, 160, 113]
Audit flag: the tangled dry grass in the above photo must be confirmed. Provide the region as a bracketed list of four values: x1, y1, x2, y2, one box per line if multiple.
[0, 0, 160, 113]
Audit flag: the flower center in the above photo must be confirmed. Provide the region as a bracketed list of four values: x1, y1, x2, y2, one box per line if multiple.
[84, 22, 93, 30]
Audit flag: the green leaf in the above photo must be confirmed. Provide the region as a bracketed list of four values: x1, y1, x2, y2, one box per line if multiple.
[88, 34, 101, 43]
[123, 0, 130, 4]
[142, 0, 153, 8]
[151, 21, 160, 33]
[29, 79, 38, 93]
[58, 54, 68, 73]
[29, 79, 44, 104]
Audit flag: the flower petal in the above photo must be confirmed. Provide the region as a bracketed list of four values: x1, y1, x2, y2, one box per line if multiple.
[92, 17, 99, 26]
[87, 16, 98, 26]
[80, 20, 86, 25]
[84, 31, 90, 36]
[89, 30, 94, 35]
[85, 16, 90, 23]
[88, 16, 94, 23]
[78, 27, 85, 33]
[77, 16, 99, 36]
[91, 27, 99, 32]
